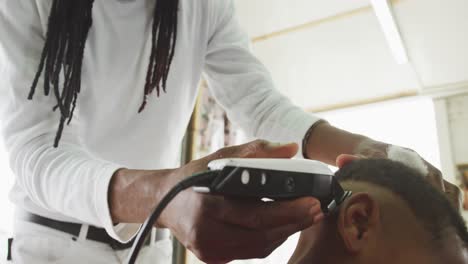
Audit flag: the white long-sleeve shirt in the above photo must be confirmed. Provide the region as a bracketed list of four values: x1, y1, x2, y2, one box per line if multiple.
[0, 0, 319, 242]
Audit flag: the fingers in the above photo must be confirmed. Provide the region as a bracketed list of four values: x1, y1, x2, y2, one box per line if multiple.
[425, 165, 445, 192]
[210, 140, 299, 161]
[190, 140, 299, 179]
[352, 144, 462, 210]
[246, 140, 299, 159]
[190, 195, 322, 262]
[443, 180, 463, 212]
[223, 224, 297, 260]
[354, 139, 388, 159]
[192, 218, 303, 262]
[403, 156, 461, 212]
[212, 196, 323, 229]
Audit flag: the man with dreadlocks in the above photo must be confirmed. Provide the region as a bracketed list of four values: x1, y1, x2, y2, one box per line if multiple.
[0, 0, 459, 263]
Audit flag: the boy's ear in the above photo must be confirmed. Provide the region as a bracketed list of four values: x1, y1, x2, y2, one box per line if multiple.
[337, 192, 380, 253]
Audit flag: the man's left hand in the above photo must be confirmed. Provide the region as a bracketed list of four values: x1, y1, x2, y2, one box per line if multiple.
[337, 139, 463, 212]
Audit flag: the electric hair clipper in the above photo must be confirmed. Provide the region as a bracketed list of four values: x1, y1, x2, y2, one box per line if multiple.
[193, 158, 352, 213]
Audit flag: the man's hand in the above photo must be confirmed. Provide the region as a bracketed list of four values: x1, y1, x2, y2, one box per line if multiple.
[337, 139, 463, 212]
[303, 122, 462, 212]
[159, 140, 324, 263]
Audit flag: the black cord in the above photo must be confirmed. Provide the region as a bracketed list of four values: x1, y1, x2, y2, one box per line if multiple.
[126, 170, 219, 264]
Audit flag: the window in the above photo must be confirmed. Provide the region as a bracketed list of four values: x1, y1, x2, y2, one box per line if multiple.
[319, 96, 441, 168]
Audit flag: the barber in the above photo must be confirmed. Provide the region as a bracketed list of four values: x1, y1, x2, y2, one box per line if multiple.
[0, 1, 454, 263]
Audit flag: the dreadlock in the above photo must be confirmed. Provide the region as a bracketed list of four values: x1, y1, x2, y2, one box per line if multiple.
[28, 0, 179, 147]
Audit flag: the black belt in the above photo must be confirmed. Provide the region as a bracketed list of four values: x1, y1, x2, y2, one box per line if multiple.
[21, 213, 144, 250]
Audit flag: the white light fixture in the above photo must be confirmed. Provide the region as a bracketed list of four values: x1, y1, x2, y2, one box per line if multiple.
[370, 0, 409, 64]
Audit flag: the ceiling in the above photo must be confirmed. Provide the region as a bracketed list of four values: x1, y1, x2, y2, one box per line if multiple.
[235, 0, 370, 38]
[234, 0, 468, 110]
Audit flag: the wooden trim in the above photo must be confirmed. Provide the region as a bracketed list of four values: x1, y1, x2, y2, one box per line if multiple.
[172, 239, 187, 264]
[252, 5, 371, 43]
[306, 90, 418, 113]
[433, 99, 458, 183]
[177, 83, 207, 264]
[252, 0, 403, 43]
[303, 81, 468, 114]
[420, 80, 468, 99]
[174, 111, 196, 264]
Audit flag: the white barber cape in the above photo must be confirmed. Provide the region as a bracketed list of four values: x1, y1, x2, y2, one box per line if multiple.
[0, 0, 319, 263]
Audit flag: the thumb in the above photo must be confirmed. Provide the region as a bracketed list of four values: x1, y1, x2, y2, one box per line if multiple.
[246, 140, 299, 159]
[256, 142, 299, 159]
[208, 140, 299, 161]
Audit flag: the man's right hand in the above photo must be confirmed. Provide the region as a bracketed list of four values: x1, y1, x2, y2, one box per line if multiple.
[158, 140, 324, 263]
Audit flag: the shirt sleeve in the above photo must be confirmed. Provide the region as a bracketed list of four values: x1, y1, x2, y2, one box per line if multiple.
[0, 1, 135, 242]
[203, 0, 321, 157]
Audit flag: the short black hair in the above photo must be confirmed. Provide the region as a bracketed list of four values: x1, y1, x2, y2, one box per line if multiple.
[335, 159, 468, 245]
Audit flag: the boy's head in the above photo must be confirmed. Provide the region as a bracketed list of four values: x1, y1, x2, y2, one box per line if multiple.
[290, 159, 468, 264]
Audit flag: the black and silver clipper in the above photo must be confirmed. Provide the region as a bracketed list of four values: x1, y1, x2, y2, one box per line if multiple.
[193, 158, 352, 213]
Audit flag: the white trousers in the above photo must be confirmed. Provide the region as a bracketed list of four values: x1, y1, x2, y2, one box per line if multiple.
[10, 220, 173, 264]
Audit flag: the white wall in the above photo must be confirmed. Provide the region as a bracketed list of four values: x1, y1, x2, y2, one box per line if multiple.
[433, 92, 468, 182]
[447, 93, 468, 166]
